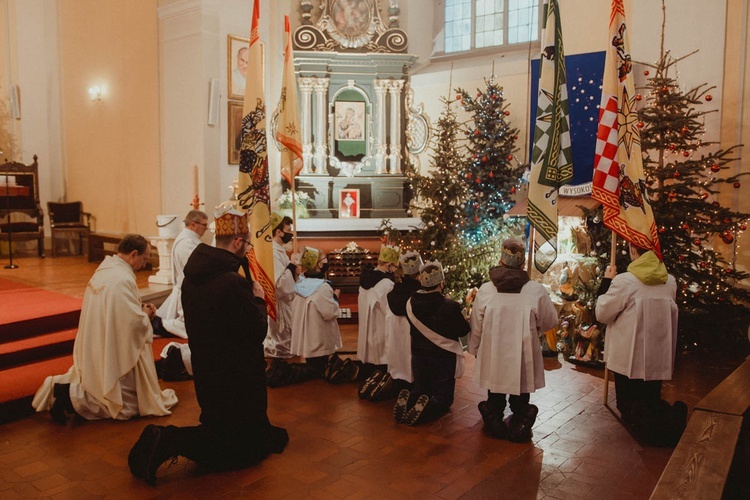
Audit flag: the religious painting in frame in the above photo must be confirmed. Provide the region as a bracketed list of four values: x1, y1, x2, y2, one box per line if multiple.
[329, 0, 373, 40]
[228, 101, 244, 165]
[227, 35, 249, 100]
[334, 101, 365, 141]
[339, 188, 360, 219]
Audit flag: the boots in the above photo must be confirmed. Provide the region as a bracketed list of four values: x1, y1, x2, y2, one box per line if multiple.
[128, 425, 179, 486]
[50, 383, 77, 425]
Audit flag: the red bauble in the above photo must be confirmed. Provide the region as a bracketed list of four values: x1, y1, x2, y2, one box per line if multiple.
[705, 94, 713, 101]
[466, 173, 472, 179]
[635, 94, 643, 101]
[699, 262, 707, 269]
[513, 134, 518, 140]
[637, 122, 645, 129]
[724, 218, 731, 224]
[507, 154, 514, 161]
[679, 255, 686, 262]
[674, 171, 681, 178]
[474, 216, 479, 221]
[504, 110, 510, 116]
[668, 191, 677, 200]
[658, 227, 666, 234]
[741, 224, 747, 231]
[490, 93, 497, 100]
[474, 202, 479, 208]
[721, 232, 735, 244]
[475, 178, 481, 184]
[662, 86, 669, 93]
[693, 238, 702, 246]
[683, 151, 690, 157]
[477, 91, 481, 97]
[734, 182, 741, 188]
[482, 156, 488, 162]
[669, 143, 676, 150]
[681, 126, 689, 134]
[710, 164, 720, 172]
[510, 187, 517, 194]
[681, 223, 690, 230]
[712, 201, 720, 207]
[701, 192, 709, 199]
[644, 70, 650, 76]
[488, 172, 494, 178]
[473, 129, 480, 136]
[725, 268, 734, 275]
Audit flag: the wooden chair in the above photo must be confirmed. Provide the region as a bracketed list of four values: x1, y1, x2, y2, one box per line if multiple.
[48, 201, 92, 257]
[0, 155, 45, 258]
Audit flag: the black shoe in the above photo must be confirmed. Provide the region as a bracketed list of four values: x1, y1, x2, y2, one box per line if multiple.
[323, 354, 342, 380]
[368, 372, 394, 401]
[488, 413, 509, 440]
[50, 383, 75, 425]
[393, 389, 410, 424]
[404, 395, 430, 426]
[162, 346, 191, 382]
[478, 401, 496, 426]
[358, 370, 383, 399]
[508, 405, 538, 443]
[128, 425, 176, 486]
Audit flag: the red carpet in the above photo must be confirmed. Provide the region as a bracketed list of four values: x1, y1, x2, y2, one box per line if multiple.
[0, 278, 82, 341]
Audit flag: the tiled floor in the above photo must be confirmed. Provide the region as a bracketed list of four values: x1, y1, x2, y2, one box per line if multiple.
[1, 329, 745, 499]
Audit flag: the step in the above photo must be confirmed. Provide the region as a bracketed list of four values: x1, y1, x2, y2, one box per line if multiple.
[0, 310, 81, 343]
[0, 328, 77, 370]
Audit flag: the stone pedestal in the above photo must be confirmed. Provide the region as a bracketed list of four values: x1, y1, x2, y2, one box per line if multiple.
[148, 236, 175, 285]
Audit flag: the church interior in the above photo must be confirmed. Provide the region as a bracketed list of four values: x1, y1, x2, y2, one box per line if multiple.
[1, 0, 750, 497]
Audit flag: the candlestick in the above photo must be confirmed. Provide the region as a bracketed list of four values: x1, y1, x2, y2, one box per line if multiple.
[193, 165, 199, 197]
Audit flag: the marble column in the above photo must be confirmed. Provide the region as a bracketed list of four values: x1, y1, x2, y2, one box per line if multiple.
[373, 80, 389, 175]
[387, 79, 405, 174]
[298, 77, 314, 174]
[148, 237, 175, 285]
[313, 78, 330, 173]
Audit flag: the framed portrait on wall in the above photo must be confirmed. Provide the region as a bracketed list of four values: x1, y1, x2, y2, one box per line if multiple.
[227, 35, 249, 100]
[339, 188, 360, 219]
[228, 101, 244, 165]
[334, 101, 365, 141]
[330, 0, 373, 38]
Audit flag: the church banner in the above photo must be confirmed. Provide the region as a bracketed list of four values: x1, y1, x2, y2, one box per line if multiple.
[276, 15, 303, 186]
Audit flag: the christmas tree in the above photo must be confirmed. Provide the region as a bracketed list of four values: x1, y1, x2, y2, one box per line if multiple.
[412, 96, 468, 251]
[636, 11, 750, 345]
[456, 78, 526, 244]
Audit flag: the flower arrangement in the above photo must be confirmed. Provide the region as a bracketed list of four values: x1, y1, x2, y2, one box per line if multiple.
[275, 190, 311, 219]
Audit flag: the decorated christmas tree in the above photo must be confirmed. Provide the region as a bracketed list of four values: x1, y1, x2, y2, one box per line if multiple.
[456, 77, 526, 243]
[412, 96, 468, 251]
[636, 16, 750, 344]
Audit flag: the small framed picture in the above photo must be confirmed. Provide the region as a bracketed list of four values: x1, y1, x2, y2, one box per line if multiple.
[228, 35, 249, 100]
[334, 101, 365, 141]
[339, 188, 360, 219]
[228, 101, 244, 165]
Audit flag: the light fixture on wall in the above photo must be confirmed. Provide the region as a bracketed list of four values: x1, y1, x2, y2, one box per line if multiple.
[88, 86, 102, 102]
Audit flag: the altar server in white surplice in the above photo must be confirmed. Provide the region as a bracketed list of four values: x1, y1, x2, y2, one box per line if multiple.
[153, 210, 208, 340]
[263, 212, 299, 359]
[468, 239, 557, 443]
[33, 234, 177, 423]
[356, 245, 399, 381]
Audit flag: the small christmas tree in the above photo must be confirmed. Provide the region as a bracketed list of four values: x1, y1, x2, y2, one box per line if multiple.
[637, 6, 750, 345]
[456, 77, 526, 244]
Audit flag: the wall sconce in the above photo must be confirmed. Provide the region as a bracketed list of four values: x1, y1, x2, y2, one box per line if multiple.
[88, 86, 102, 102]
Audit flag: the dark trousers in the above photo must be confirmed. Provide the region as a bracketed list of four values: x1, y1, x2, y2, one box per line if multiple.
[410, 353, 456, 422]
[613, 371, 662, 422]
[487, 391, 530, 416]
[162, 422, 288, 473]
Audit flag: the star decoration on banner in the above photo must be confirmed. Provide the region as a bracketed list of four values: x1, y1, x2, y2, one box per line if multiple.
[618, 87, 640, 159]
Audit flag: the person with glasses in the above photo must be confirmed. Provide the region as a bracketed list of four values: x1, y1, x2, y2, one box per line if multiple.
[129, 209, 288, 486]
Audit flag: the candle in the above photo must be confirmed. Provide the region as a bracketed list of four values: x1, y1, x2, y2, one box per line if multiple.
[193, 165, 199, 196]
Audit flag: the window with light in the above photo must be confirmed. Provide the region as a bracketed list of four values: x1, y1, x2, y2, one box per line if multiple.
[444, 0, 540, 54]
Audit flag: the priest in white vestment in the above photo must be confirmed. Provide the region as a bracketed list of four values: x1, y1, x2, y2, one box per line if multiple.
[33, 234, 178, 422]
[154, 210, 208, 339]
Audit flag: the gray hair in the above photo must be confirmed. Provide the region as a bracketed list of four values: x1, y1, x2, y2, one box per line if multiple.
[184, 210, 208, 226]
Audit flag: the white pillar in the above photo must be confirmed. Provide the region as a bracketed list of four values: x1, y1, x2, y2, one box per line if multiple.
[374, 79, 389, 174]
[388, 79, 404, 174]
[148, 237, 175, 285]
[298, 77, 314, 174]
[313, 78, 330, 174]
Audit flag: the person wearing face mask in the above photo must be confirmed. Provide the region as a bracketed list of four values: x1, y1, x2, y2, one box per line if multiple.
[356, 244, 400, 397]
[287, 247, 343, 382]
[263, 213, 299, 368]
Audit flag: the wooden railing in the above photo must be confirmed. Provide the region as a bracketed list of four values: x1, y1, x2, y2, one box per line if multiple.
[651, 358, 750, 499]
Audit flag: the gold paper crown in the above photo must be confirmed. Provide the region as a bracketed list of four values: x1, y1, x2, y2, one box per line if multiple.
[501, 239, 525, 269]
[214, 209, 249, 236]
[378, 244, 400, 265]
[270, 211, 284, 232]
[300, 246, 321, 271]
[419, 261, 445, 288]
[399, 251, 424, 275]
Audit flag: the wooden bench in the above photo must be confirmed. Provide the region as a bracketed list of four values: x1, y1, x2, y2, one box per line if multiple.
[88, 232, 158, 268]
[651, 358, 750, 499]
